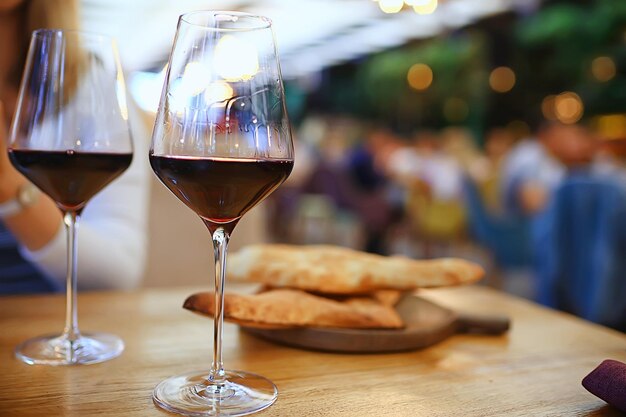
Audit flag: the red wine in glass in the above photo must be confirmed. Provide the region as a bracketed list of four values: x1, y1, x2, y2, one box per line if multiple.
[9, 149, 132, 213]
[8, 29, 133, 366]
[150, 11, 294, 416]
[150, 155, 293, 227]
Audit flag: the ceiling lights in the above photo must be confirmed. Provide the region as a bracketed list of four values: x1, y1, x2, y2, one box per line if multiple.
[374, 0, 439, 14]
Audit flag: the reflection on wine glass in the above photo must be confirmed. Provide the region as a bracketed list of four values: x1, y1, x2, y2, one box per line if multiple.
[8, 30, 133, 365]
[150, 11, 294, 416]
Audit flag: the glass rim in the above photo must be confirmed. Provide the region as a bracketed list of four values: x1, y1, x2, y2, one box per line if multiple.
[31, 28, 115, 43]
[180, 10, 272, 32]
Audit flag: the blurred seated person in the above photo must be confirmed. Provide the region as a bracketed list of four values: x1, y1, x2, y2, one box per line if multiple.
[467, 127, 515, 214]
[500, 122, 596, 217]
[387, 130, 466, 254]
[299, 117, 356, 211]
[388, 130, 464, 202]
[301, 123, 393, 254]
[532, 122, 626, 329]
[345, 128, 395, 254]
[440, 127, 483, 174]
[0, 0, 149, 293]
[533, 169, 626, 331]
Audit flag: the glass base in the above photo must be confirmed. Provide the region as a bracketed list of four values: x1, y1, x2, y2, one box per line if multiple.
[153, 370, 278, 417]
[15, 333, 124, 365]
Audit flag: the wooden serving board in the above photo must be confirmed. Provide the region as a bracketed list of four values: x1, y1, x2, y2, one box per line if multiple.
[242, 295, 510, 353]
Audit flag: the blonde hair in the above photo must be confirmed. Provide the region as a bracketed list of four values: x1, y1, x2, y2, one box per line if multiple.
[22, 0, 83, 103]
[26, 0, 81, 34]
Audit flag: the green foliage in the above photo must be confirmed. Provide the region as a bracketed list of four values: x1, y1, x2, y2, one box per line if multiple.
[314, 0, 626, 131]
[515, 0, 626, 118]
[357, 33, 488, 128]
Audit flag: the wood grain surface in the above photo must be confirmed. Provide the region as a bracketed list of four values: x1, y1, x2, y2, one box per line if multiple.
[1, 285, 625, 417]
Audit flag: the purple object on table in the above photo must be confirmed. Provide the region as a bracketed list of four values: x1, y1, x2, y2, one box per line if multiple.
[582, 359, 626, 412]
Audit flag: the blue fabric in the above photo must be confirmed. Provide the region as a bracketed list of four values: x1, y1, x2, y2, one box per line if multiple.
[0, 224, 59, 294]
[347, 145, 385, 192]
[502, 175, 528, 218]
[534, 173, 626, 331]
[462, 177, 532, 269]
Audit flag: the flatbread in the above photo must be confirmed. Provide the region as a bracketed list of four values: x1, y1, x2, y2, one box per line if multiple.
[183, 289, 404, 329]
[227, 244, 484, 294]
[370, 289, 406, 306]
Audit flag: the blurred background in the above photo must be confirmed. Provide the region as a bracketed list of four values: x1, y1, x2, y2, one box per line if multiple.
[83, 0, 626, 328]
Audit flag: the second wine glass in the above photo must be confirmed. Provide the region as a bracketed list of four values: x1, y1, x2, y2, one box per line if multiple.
[150, 11, 294, 417]
[8, 30, 133, 365]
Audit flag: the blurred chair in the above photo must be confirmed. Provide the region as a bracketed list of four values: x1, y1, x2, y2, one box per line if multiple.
[533, 173, 626, 331]
[462, 176, 532, 270]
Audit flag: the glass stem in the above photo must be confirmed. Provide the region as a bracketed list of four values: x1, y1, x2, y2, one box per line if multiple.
[62, 211, 80, 343]
[209, 227, 230, 385]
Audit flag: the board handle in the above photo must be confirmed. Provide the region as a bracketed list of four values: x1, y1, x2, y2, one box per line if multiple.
[457, 314, 510, 334]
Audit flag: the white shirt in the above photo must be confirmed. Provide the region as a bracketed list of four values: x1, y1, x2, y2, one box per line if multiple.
[388, 147, 462, 201]
[501, 139, 565, 196]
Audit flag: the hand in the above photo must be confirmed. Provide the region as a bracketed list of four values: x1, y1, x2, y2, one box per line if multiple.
[519, 181, 549, 214]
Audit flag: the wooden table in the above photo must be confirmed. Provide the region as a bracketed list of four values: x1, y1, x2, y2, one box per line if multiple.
[1, 285, 625, 416]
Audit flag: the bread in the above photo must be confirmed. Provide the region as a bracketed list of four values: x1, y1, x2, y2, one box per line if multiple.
[370, 289, 406, 306]
[183, 289, 404, 329]
[227, 244, 483, 294]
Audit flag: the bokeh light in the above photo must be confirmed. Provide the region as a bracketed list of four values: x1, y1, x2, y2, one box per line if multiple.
[554, 91, 584, 124]
[444, 97, 469, 122]
[489, 66, 516, 93]
[407, 63, 433, 90]
[541, 95, 557, 121]
[214, 35, 259, 81]
[204, 81, 234, 105]
[379, 0, 403, 13]
[413, 0, 437, 14]
[405, 0, 431, 6]
[591, 56, 616, 82]
[182, 62, 213, 95]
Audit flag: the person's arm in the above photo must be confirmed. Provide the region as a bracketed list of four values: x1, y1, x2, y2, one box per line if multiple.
[0, 101, 64, 251]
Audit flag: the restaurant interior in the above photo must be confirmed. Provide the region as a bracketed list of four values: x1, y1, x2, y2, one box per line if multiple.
[124, 0, 626, 331]
[1, 0, 626, 416]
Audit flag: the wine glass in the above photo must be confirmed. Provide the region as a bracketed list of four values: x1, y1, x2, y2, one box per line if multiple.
[8, 30, 133, 365]
[150, 11, 293, 416]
